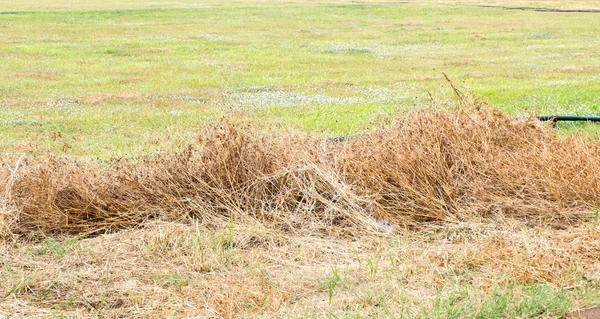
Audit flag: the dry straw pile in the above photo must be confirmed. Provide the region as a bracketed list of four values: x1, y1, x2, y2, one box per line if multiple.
[1, 107, 599, 236]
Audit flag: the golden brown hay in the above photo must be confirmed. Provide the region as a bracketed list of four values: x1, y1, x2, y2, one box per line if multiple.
[2, 107, 599, 236]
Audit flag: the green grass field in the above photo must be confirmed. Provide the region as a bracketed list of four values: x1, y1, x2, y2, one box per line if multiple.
[1, 0, 599, 158]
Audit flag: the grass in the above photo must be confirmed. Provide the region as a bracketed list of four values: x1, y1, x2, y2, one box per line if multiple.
[1, 0, 600, 158]
[2, 1, 600, 318]
[6, 107, 600, 234]
[2, 221, 600, 318]
[2, 107, 600, 317]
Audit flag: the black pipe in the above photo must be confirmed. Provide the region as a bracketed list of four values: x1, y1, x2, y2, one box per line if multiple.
[327, 115, 600, 143]
[538, 115, 600, 123]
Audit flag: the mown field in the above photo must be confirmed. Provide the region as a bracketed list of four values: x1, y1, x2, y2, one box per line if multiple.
[1, 1, 600, 318]
[1, 0, 600, 158]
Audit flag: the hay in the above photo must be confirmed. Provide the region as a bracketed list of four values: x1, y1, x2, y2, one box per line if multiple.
[3, 107, 600, 236]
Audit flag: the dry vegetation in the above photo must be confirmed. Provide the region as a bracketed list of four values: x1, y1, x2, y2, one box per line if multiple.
[2, 106, 600, 317]
[2, 220, 600, 318]
[2, 106, 599, 236]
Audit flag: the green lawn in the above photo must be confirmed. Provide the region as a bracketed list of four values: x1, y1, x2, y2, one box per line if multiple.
[1, 0, 599, 159]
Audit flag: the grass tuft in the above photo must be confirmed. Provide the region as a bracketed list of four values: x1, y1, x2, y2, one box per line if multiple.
[2, 105, 599, 236]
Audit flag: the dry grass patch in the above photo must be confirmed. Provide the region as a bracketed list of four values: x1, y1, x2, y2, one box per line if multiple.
[9, 72, 60, 81]
[76, 92, 144, 105]
[1, 220, 599, 318]
[2, 107, 599, 236]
